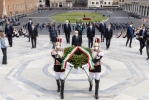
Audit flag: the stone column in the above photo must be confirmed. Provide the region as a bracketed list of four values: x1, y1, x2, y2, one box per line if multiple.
[138, 5, 140, 14]
[142, 6, 145, 16]
[140, 6, 142, 15]
[131, 4, 133, 13]
[125, 4, 127, 11]
[131, 4, 133, 12]
[126, 4, 127, 11]
[135, 5, 137, 13]
[148, 7, 149, 17]
[145, 6, 148, 16]
[3, 0, 7, 16]
[58, 2, 59, 7]
[140, 6, 143, 16]
[133, 4, 134, 13]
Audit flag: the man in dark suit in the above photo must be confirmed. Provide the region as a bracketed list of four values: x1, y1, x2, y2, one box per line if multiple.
[105, 24, 113, 49]
[87, 23, 95, 48]
[63, 20, 71, 44]
[144, 30, 149, 60]
[139, 25, 147, 55]
[27, 18, 33, 42]
[126, 22, 134, 48]
[72, 31, 82, 46]
[30, 24, 38, 49]
[5, 21, 13, 47]
[99, 20, 106, 42]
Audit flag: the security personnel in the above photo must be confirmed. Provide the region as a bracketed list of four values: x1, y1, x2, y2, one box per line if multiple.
[82, 38, 104, 99]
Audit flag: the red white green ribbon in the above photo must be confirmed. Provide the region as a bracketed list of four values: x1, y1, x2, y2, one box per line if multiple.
[61, 46, 94, 69]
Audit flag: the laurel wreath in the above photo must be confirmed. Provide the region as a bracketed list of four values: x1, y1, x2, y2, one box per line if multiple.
[63, 46, 91, 69]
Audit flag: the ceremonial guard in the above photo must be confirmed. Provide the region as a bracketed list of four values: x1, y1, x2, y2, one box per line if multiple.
[82, 38, 104, 99]
[51, 38, 74, 99]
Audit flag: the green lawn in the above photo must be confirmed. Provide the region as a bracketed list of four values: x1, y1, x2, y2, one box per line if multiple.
[51, 12, 107, 23]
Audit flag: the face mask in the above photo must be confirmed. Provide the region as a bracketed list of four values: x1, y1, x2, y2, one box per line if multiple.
[130, 25, 132, 27]
[95, 47, 98, 50]
[75, 34, 78, 36]
[56, 46, 60, 49]
[79, 24, 80, 26]
[143, 29, 145, 30]
[30, 20, 32, 22]
[32, 26, 34, 28]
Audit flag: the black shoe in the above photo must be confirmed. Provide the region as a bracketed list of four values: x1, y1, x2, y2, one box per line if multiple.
[56, 80, 60, 92]
[146, 58, 149, 60]
[139, 49, 142, 55]
[129, 46, 131, 48]
[95, 93, 99, 99]
[31, 48, 33, 49]
[2, 63, 7, 65]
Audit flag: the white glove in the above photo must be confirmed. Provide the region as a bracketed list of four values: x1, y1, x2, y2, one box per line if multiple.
[82, 63, 89, 68]
[67, 62, 74, 67]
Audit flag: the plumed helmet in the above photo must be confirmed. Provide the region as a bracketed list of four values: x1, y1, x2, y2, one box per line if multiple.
[55, 37, 62, 46]
[94, 38, 100, 47]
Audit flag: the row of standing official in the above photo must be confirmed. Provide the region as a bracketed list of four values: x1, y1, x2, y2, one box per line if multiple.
[4, 19, 38, 49]
[49, 20, 113, 50]
[0, 19, 38, 65]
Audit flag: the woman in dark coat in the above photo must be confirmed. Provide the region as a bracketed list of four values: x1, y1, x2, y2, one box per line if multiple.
[50, 25, 58, 49]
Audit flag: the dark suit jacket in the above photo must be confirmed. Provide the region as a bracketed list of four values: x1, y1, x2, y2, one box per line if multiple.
[27, 22, 33, 31]
[105, 28, 113, 38]
[31, 27, 38, 38]
[99, 23, 106, 33]
[144, 31, 149, 44]
[87, 26, 95, 37]
[127, 26, 134, 37]
[5, 24, 13, 36]
[72, 35, 82, 46]
[63, 24, 71, 33]
[139, 29, 147, 41]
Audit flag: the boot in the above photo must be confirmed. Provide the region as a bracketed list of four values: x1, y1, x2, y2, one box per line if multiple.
[56, 80, 60, 92]
[89, 80, 93, 91]
[60, 79, 65, 99]
[95, 79, 100, 99]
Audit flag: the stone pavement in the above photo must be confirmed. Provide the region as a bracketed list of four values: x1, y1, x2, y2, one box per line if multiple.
[0, 35, 149, 100]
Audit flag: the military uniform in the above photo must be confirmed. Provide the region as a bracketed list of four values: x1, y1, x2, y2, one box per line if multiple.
[51, 39, 65, 99]
[51, 38, 74, 99]
[82, 38, 104, 99]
